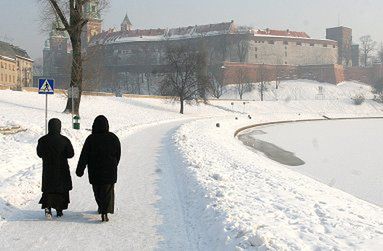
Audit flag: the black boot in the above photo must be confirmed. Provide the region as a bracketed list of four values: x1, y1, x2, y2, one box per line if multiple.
[45, 208, 52, 220]
[56, 210, 63, 217]
[101, 214, 109, 222]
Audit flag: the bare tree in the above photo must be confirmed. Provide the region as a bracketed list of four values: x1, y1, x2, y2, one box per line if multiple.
[360, 35, 376, 67]
[208, 66, 227, 99]
[257, 64, 269, 101]
[159, 43, 209, 114]
[236, 39, 249, 63]
[39, 0, 108, 114]
[275, 65, 281, 89]
[235, 68, 252, 100]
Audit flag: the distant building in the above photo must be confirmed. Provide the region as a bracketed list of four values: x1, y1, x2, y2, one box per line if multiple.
[43, 21, 71, 89]
[326, 26, 353, 66]
[83, 16, 338, 92]
[0, 41, 33, 88]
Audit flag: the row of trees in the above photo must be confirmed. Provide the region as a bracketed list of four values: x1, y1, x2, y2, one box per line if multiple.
[359, 35, 383, 67]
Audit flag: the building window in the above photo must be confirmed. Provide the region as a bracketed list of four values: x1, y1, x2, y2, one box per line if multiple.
[323, 44, 328, 48]
[5, 64, 7, 70]
[1, 73, 2, 81]
[0, 62, 3, 68]
[285, 52, 288, 57]
[283, 41, 288, 45]
[255, 47, 258, 52]
[255, 54, 258, 59]
[296, 42, 302, 46]
[268, 40, 275, 44]
[5, 75, 7, 82]
[310, 43, 314, 46]
[333, 45, 336, 48]
[285, 61, 288, 64]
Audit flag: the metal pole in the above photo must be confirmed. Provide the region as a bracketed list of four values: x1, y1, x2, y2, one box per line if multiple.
[45, 93, 48, 134]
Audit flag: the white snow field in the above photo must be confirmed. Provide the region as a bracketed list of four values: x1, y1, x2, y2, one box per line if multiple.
[1, 80, 383, 250]
[245, 119, 383, 207]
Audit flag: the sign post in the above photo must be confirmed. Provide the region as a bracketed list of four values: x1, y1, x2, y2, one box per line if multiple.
[38, 79, 55, 134]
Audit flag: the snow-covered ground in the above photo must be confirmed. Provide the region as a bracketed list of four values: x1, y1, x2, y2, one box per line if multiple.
[244, 119, 383, 207]
[0, 90, 226, 219]
[1, 80, 383, 250]
[174, 82, 383, 250]
[220, 80, 374, 101]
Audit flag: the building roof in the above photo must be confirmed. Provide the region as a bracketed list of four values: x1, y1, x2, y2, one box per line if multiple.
[0, 41, 16, 61]
[255, 29, 310, 38]
[10, 45, 32, 61]
[90, 21, 235, 46]
[122, 14, 132, 26]
[0, 41, 33, 62]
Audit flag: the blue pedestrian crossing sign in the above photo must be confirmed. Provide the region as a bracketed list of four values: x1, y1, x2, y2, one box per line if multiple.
[38, 79, 55, 94]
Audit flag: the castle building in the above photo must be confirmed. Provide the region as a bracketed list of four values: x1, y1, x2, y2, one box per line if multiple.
[45, 1, 369, 91]
[0, 41, 33, 88]
[84, 17, 339, 92]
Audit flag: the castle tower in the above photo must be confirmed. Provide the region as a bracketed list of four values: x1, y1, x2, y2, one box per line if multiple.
[82, 0, 102, 48]
[121, 14, 132, 31]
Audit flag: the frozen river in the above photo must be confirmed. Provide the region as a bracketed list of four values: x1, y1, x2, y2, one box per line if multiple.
[240, 118, 383, 207]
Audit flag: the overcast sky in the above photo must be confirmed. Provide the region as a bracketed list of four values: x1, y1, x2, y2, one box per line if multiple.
[0, 0, 381, 60]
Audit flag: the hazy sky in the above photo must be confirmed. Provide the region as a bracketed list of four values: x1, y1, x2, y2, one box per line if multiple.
[0, 0, 382, 60]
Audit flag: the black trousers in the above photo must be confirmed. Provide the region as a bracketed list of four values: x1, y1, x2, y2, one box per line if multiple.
[92, 184, 115, 214]
[39, 192, 70, 210]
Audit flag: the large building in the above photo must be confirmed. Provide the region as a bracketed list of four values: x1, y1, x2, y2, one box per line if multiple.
[0, 41, 33, 88]
[45, 1, 366, 91]
[82, 17, 339, 92]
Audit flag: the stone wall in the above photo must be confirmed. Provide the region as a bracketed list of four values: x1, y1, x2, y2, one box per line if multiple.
[344, 65, 383, 84]
[247, 38, 338, 66]
[222, 62, 344, 85]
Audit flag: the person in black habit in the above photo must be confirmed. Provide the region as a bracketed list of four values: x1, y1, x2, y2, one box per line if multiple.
[37, 118, 74, 219]
[76, 115, 121, 222]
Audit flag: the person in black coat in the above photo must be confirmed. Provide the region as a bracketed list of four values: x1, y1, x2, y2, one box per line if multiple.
[37, 118, 74, 218]
[76, 115, 121, 222]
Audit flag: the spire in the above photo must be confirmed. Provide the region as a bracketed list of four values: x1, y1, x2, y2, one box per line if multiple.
[121, 13, 133, 31]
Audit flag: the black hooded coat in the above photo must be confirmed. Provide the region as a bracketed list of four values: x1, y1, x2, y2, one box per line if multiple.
[76, 116, 121, 185]
[37, 119, 74, 193]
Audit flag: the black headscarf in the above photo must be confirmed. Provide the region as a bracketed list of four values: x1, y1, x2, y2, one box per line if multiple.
[92, 115, 109, 134]
[48, 118, 61, 134]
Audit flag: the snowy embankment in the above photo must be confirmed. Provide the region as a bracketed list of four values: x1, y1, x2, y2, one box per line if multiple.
[175, 82, 383, 250]
[0, 90, 226, 221]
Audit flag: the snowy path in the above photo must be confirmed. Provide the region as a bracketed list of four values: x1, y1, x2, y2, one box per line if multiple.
[0, 121, 196, 250]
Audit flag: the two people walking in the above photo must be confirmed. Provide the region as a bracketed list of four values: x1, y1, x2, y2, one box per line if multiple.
[36, 115, 121, 222]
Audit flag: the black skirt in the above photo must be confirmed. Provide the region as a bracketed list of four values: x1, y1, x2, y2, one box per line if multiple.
[39, 192, 70, 210]
[92, 184, 115, 214]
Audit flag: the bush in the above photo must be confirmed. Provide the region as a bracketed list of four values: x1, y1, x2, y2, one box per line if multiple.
[352, 94, 365, 105]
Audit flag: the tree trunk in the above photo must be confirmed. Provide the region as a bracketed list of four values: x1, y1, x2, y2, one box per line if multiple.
[180, 97, 184, 114]
[64, 33, 83, 114]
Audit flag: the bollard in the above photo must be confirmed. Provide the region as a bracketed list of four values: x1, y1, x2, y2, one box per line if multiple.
[73, 115, 81, 130]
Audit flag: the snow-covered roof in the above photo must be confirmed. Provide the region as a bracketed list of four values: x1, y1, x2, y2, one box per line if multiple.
[89, 21, 235, 46]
